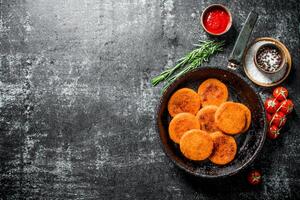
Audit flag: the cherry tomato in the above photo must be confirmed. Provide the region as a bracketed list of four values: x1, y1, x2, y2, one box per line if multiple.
[270, 112, 286, 128]
[278, 99, 294, 115]
[267, 125, 280, 140]
[266, 113, 272, 123]
[273, 87, 288, 101]
[247, 170, 262, 185]
[264, 98, 280, 114]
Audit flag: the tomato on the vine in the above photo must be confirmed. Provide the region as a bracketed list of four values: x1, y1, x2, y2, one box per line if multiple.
[270, 112, 287, 128]
[264, 98, 280, 114]
[273, 87, 288, 101]
[267, 125, 280, 140]
[279, 99, 294, 115]
[266, 113, 272, 122]
[247, 170, 262, 185]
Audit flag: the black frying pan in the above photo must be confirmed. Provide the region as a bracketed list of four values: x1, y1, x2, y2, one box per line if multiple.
[156, 12, 267, 178]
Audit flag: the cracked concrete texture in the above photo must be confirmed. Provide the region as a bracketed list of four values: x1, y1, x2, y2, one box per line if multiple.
[0, 0, 299, 199]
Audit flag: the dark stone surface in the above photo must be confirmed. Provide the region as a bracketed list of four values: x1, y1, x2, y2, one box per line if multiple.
[0, 0, 299, 199]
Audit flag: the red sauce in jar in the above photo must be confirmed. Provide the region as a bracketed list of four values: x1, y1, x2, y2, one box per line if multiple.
[203, 7, 230, 35]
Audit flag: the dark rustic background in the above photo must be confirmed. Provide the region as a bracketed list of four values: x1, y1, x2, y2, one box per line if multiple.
[0, 0, 299, 199]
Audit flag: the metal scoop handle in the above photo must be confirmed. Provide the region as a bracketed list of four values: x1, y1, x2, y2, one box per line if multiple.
[228, 11, 258, 69]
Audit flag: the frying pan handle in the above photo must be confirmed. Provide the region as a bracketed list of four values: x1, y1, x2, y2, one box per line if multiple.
[228, 11, 258, 69]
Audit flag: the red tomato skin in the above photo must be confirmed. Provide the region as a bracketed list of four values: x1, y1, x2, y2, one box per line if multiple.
[279, 99, 294, 115]
[270, 112, 287, 128]
[264, 98, 280, 114]
[266, 113, 272, 123]
[267, 125, 280, 140]
[247, 170, 262, 185]
[273, 87, 288, 101]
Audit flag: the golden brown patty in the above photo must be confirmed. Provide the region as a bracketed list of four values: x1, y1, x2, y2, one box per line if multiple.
[198, 79, 228, 107]
[168, 113, 200, 144]
[168, 88, 201, 117]
[236, 103, 252, 133]
[196, 105, 220, 133]
[209, 131, 237, 165]
[215, 102, 246, 135]
[180, 129, 213, 161]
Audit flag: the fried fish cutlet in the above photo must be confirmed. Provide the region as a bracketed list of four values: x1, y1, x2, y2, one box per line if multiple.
[215, 102, 246, 135]
[196, 105, 220, 133]
[179, 129, 213, 161]
[209, 131, 237, 165]
[168, 88, 201, 117]
[236, 103, 252, 133]
[168, 113, 200, 144]
[198, 79, 228, 107]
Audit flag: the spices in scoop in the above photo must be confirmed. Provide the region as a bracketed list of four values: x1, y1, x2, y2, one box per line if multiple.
[256, 46, 283, 73]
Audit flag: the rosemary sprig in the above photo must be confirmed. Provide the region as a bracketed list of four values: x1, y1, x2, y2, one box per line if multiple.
[151, 40, 224, 91]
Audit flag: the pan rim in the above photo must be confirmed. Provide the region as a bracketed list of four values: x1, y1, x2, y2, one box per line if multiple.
[155, 66, 267, 178]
